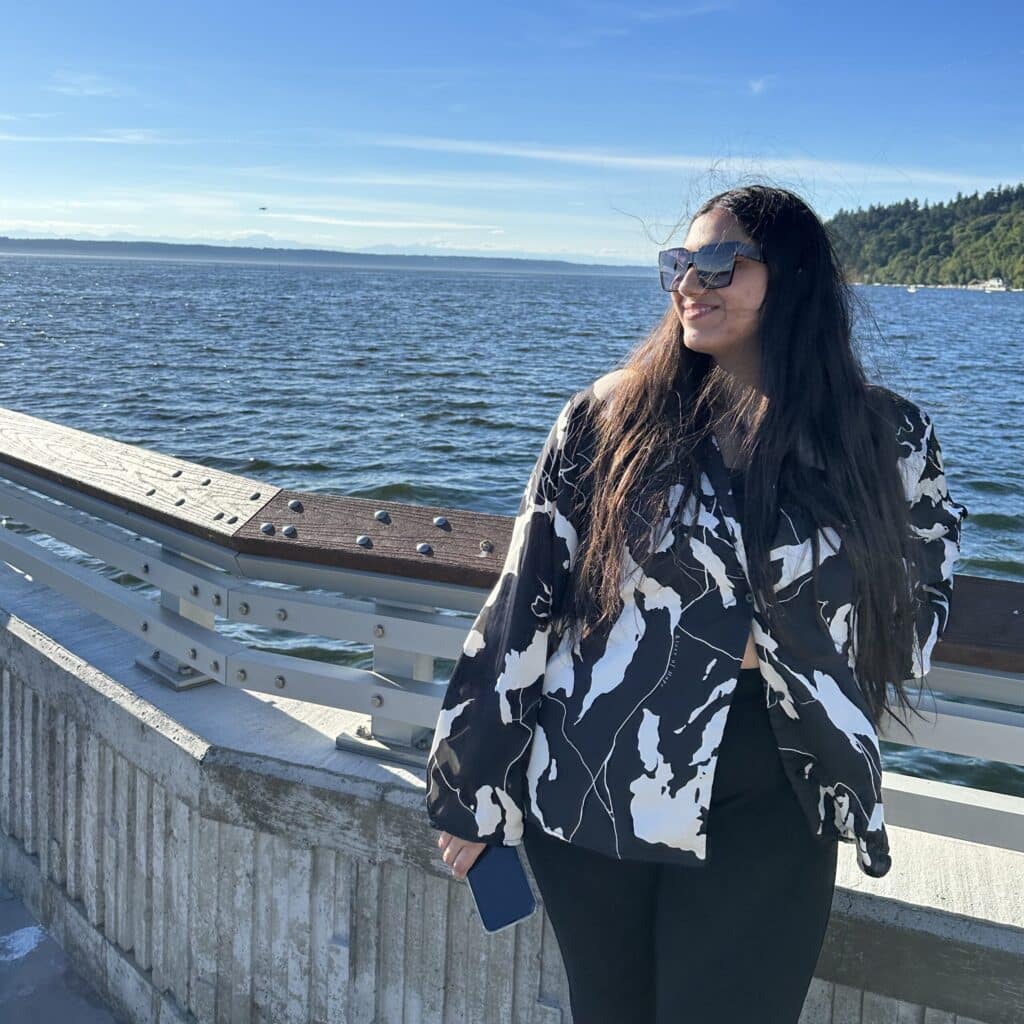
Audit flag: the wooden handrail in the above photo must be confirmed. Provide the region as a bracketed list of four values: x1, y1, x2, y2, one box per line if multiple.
[0, 405, 1019, 672]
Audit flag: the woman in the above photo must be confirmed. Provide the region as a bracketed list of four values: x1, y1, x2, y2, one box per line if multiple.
[425, 185, 968, 1023]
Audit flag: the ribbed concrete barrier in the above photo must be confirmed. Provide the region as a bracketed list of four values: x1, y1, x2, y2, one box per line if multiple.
[1, 568, 1021, 1024]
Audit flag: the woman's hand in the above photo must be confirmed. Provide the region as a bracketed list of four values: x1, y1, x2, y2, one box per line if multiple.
[436, 830, 487, 880]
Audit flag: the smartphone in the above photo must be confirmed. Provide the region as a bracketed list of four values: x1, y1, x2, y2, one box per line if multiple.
[465, 842, 537, 935]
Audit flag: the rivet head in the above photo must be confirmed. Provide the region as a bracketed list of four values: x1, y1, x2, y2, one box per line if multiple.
[188, 648, 197, 660]
[250, 492, 262, 501]
[210, 660, 219, 673]
[282, 525, 297, 538]
[212, 594, 222, 606]
[201, 478, 211, 486]
[276, 608, 287, 621]
[374, 509, 391, 523]
[213, 511, 225, 520]
[172, 470, 182, 478]
[479, 540, 494, 554]
[146, 488, 156, 497]
[236, 669, 247, 682]
[432, 515, 450, 528]
[356, 535, 372, 548]
[227, 515, 238, 525]
[373, 624, 385, 638]
[274, 675, 286, 689]
[142, 563, 150, 574]
[140, 621, 149, 632]
[288, 499, 304, 512]
[370, 694, 383, 708]
[416, 542, 433, 555]
[191, 584, 200, 596]
[238, 602, 250, 615]
[260, 522, 275, 535]
[174, 497, 185, 507]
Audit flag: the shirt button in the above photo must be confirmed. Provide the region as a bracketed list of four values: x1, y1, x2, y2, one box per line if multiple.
[744, 593, 754, 604]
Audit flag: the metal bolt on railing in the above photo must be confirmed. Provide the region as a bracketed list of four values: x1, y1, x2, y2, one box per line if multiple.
[371, 694, 383, 708]
[374, 624, 385, 638]
[236, 669, 247, 682]
[274, 675, 286, 689]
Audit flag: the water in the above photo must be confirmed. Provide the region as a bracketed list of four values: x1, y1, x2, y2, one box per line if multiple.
[1, 254, 1021, 796]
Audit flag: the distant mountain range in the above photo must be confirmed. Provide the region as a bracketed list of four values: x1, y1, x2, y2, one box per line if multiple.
[0, 236, 649, 277]
[827, 183, 1024, 288]
[4, 181, 1022, 288]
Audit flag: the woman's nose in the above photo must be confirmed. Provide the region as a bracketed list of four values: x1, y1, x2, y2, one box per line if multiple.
[674, 263, 708, 296]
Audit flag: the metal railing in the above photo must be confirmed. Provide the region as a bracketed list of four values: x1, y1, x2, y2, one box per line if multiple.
[0, 405, 1022, 858]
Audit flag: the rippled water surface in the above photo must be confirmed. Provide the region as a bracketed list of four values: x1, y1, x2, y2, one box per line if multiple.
[1, 254, 1021, 794]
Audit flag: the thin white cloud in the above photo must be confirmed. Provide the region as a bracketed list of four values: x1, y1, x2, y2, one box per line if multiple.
[0, 128, 176, 145]
[46, 71, 123, 97]
[585, 1, 732, 21]
[215, 165, 580, 192]
[749, 77, 769, 94]
[0, 217, 141, 234]
[337, 131, 1012, 189]
[259, 211, 503, 231]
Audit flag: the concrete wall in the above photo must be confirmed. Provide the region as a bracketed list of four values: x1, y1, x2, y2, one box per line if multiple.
[0, 570, 1021, 1024]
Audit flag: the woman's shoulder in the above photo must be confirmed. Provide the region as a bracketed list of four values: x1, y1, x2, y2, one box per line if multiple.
[864, 383, 929, 428]
[571, 368, 630, 414]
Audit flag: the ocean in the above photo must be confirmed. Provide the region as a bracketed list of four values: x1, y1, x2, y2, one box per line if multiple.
[1, 253, 1021, 795]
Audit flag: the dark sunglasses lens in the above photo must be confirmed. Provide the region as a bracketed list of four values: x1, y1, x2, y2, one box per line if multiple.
[696, 249, 735, 288]
[660, 250, 736, 290]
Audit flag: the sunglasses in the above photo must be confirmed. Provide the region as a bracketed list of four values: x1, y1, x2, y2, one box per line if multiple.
[658, 241, 764, 291]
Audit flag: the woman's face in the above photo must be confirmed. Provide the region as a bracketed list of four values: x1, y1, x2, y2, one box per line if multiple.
[670, 208, 768, 370]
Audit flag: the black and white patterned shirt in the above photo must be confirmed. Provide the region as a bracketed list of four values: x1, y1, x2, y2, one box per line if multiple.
[424, 379, 968, 878]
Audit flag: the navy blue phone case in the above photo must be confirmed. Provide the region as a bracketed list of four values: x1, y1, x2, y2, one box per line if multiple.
[466, 842, 537, 934]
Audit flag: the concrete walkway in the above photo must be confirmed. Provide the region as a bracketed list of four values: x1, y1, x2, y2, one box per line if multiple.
[0, 881, 123, 1023]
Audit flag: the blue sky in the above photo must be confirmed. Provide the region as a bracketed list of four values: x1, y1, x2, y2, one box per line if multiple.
[2, 1, 1021, 265]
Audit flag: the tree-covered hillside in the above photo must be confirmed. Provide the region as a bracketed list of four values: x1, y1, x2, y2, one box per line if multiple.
[825, 183, 1024, 288]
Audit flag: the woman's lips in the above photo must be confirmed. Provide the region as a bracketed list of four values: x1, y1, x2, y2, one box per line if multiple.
[682, 303, 718, 319]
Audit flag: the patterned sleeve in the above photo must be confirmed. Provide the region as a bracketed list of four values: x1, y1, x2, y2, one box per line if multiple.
[897, 405, 970, 679]
[424, 392, 582, 846]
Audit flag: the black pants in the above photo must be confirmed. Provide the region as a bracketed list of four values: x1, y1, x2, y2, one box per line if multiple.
[521, 666, 838, 1024]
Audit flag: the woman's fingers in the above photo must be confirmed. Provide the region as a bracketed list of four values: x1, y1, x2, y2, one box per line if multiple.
[436, 832, 486, 880]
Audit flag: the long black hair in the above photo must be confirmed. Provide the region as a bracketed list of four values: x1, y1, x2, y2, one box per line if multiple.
[555, 184, 926, 734]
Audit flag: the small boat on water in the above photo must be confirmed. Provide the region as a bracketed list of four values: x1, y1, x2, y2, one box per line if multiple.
[907, 285, 918, 293]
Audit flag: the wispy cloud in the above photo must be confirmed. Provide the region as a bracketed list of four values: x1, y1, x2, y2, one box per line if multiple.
[583, 1, 732, 21]
[46, 71, 123, 97]
[0, 128, 176, 145]
[208, 165, 580, 192]
[749, 76, 772, 95]
[0, 217, 140, 235]
[0, 112, 55, 122]
[337, 131, 1011, 189]
[257, 212, 503, 231]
